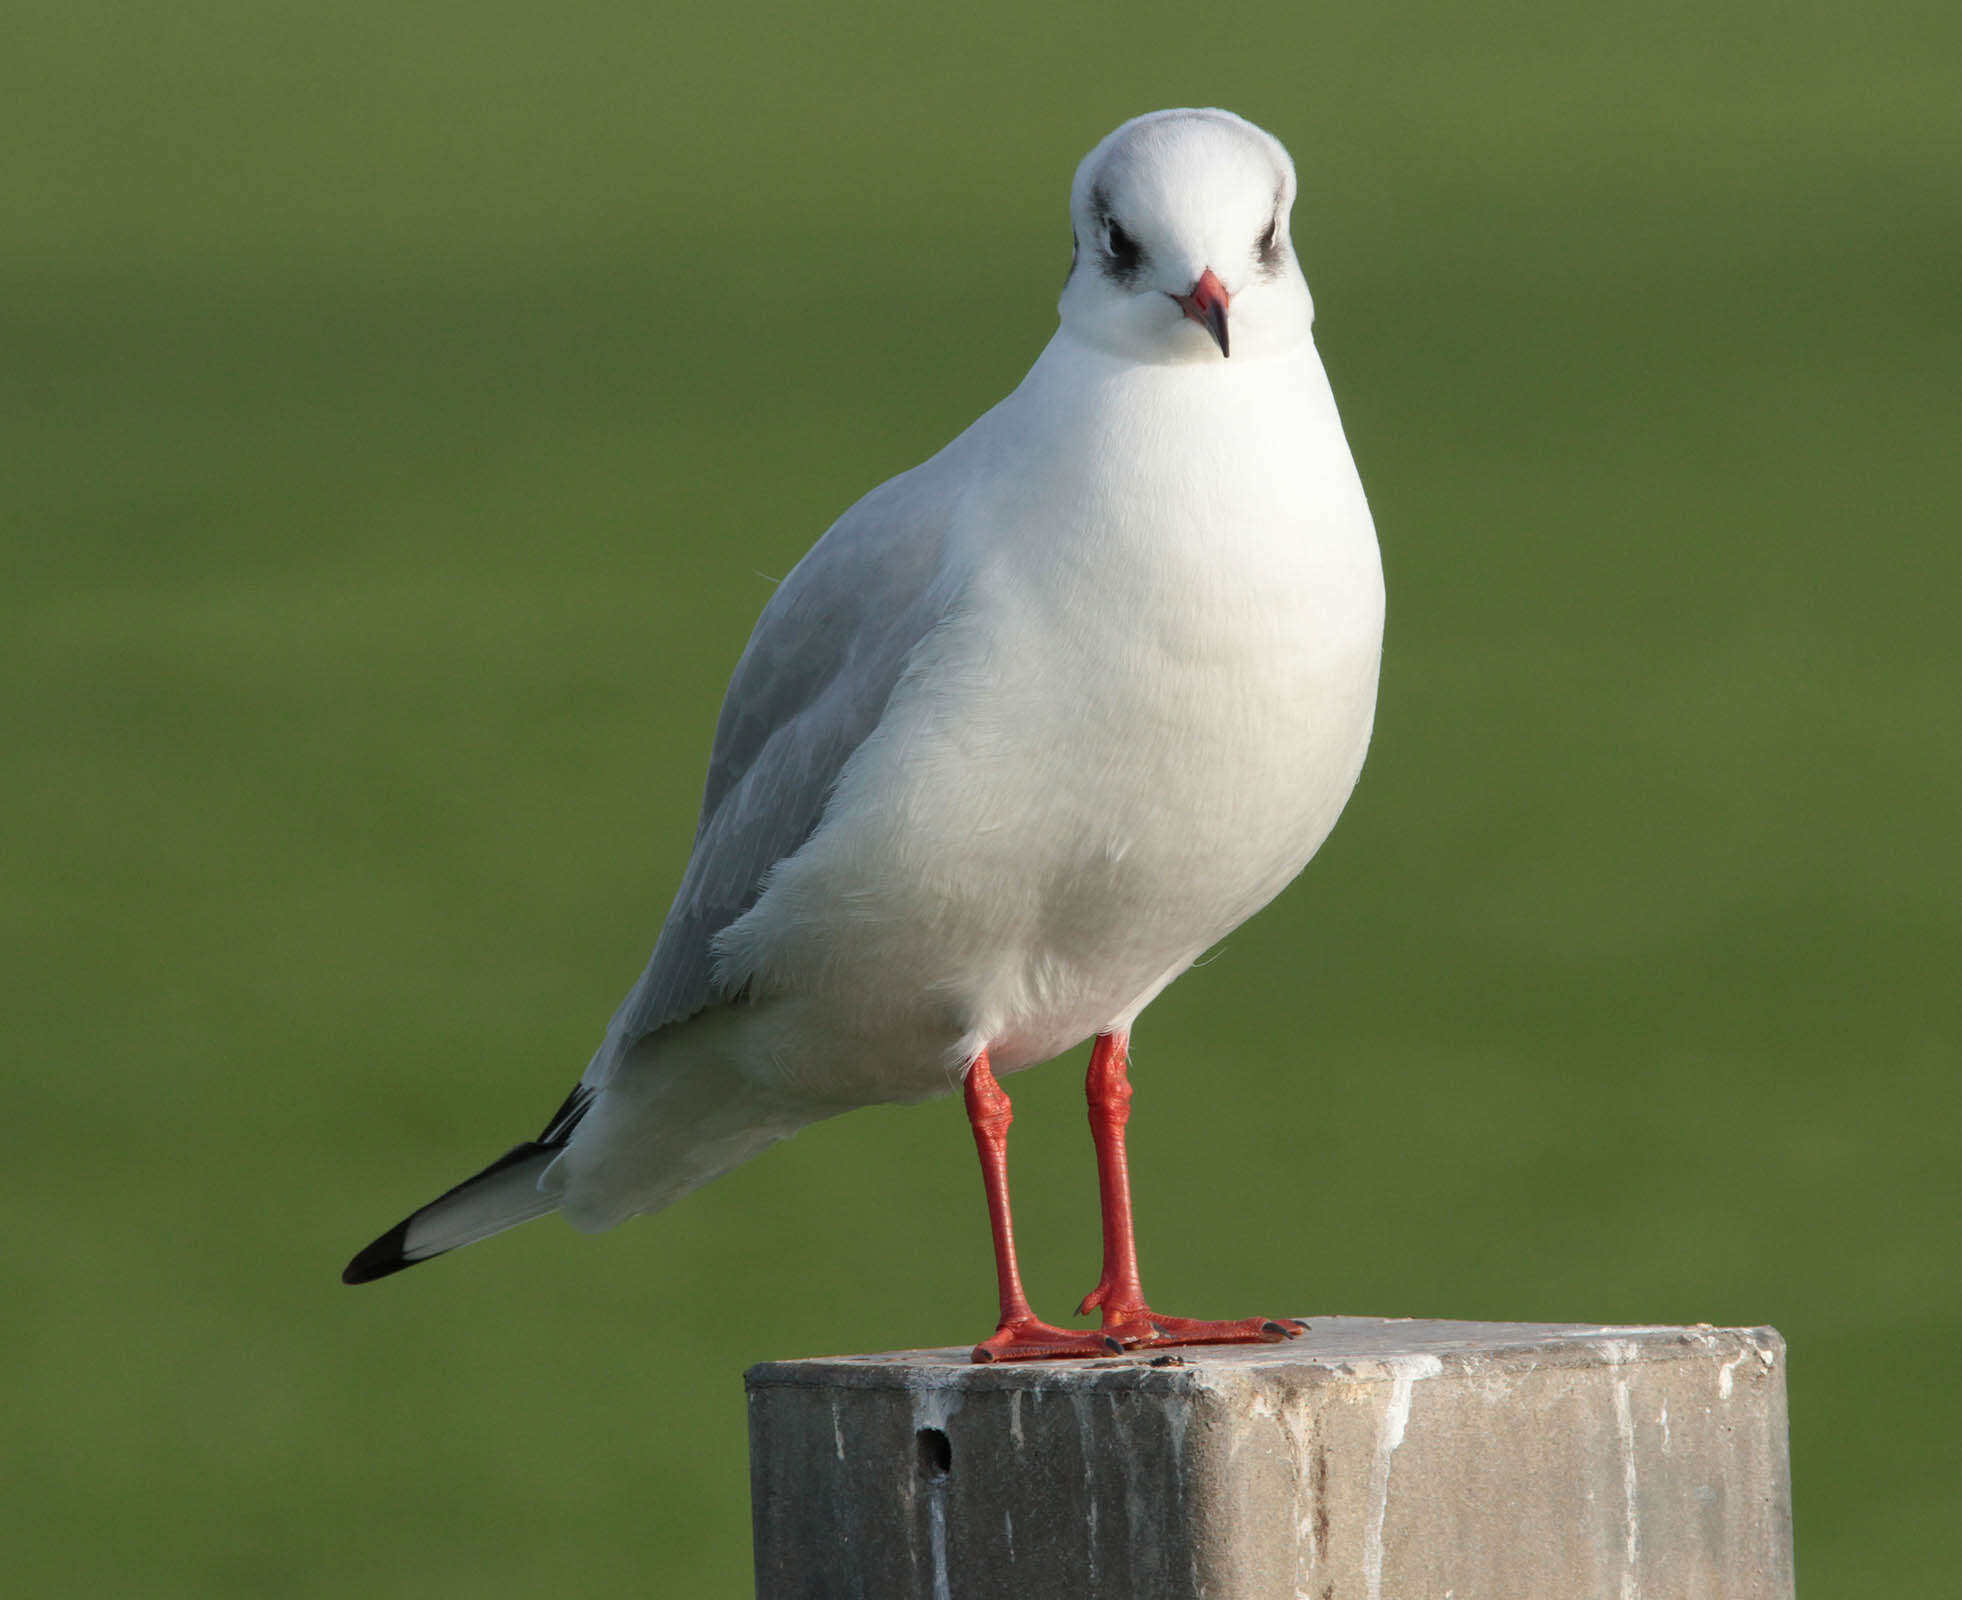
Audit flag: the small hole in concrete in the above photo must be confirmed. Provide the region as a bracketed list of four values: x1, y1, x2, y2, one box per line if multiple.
[916, 1426, 952, 1479]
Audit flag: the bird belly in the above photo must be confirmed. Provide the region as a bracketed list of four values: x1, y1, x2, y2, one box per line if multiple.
[715, 491, 1384, 1104]
[962, 526, 1383, 1071]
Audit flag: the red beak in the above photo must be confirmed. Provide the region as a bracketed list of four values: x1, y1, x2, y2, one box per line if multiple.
[1171, 268, 1231, 358]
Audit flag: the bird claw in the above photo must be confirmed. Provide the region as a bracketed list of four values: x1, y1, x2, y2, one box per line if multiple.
[1099, 1311, 1309, 1350]
[1071, 1275, 1308, 1351]
[971, 1317, 1124, 1363]
[972, 1307, 1307, 1362]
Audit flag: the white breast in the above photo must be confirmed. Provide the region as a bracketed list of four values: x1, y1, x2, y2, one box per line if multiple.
[717, 333, 1384, 1096]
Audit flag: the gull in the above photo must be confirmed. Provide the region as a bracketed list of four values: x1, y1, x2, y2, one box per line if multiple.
[345, 108, 1385, 1362]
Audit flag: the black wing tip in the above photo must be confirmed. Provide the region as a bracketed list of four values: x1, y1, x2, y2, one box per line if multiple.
[343, 1106, 579, 1288]
[341, 1219, 426, 1285]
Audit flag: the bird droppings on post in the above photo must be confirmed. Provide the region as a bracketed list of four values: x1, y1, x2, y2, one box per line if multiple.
[1605, 1342, 1644, 1588]
[901, 1373, 966, 1600]
[1361, 1352, 1444, 1600]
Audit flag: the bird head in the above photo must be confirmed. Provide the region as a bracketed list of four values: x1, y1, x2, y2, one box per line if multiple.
[1058, 109, 1314, 366]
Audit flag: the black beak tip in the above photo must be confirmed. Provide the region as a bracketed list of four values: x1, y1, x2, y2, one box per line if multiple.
[1208, 308, 1230, 359]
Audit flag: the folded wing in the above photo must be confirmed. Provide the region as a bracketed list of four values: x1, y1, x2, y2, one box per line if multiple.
[603, 468, 956, 1055]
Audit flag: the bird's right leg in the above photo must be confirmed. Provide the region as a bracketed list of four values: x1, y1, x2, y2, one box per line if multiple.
[965, 1051, 1121, 1363]
[1074, 1031, 1305, 1351]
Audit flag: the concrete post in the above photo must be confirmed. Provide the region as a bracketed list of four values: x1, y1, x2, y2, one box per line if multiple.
[747, 1317, 1792, 1599]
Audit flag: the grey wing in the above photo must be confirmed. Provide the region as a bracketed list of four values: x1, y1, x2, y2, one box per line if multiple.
[603, 471, 954, 1049]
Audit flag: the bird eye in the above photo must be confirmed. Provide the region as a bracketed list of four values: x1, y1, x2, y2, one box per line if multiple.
[1103, 218, 1142, 272]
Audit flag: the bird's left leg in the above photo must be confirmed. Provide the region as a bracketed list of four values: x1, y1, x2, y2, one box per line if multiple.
[1075, 1031, 1306, 1350]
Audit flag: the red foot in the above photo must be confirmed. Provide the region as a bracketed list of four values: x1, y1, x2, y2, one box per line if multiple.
[972, 1317, 1123, 1364]
[1080, 1287, 1308, 1351]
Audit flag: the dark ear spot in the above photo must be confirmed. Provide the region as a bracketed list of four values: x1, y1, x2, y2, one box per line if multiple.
[1103, 218, 1143, 277]
[1089, 183, 1146, 286]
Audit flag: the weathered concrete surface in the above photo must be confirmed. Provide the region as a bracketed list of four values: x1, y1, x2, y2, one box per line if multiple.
[747, 1317, 1792, 1600]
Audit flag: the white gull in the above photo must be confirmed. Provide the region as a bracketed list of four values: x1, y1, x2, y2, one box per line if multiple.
[346, 108, 1385, 1362]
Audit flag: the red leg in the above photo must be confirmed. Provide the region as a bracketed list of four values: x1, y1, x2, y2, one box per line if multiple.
[1076, 1031, 1306, 1351]
[965, 1051, 1118, 1363]
[1076, 1031, 1147, 1319]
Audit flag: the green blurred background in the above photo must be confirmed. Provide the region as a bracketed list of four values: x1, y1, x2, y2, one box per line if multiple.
[5, 1, 1956, 1593]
